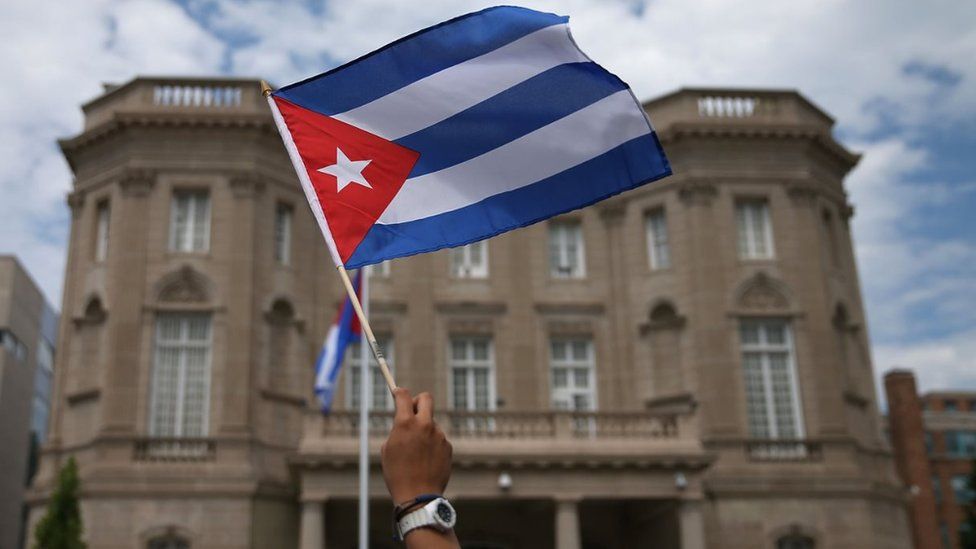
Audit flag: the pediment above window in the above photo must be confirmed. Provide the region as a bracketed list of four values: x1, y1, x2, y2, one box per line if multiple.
[733, 272, 795, 314]
[155, 265, 213, 304]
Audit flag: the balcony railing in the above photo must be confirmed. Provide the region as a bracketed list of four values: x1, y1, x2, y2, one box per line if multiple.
[644, 88, 836, 132]
[132, 438, 216, 462]
[82, 77, 267, 130]
[153, 84, 243, 107]
[745, 440, 823, 462]
[317, 410, 680, 440]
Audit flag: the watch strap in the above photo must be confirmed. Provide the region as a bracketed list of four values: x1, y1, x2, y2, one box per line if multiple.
[398, 505, 432, 538]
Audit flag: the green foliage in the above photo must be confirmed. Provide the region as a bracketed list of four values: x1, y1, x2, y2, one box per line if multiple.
[961, 459, 976, 549]
[32, 457, 86, 549]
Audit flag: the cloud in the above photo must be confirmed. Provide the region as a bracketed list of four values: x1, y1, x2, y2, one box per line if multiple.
[1, 0, 974, 400]
[0, 0, 226, 305]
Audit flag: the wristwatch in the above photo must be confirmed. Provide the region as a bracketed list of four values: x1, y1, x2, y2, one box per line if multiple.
[396, 497, 457, 540]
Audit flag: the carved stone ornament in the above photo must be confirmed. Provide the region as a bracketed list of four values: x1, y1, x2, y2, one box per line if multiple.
[66, 190, 86, 212]
[119, 168, 156, 197]
[156, 265, 212, 303]
[736, 272, 790, 311]
[677, 181, 718, 206]
[786, 181, 819, 205]
[229, 172, 266, 198]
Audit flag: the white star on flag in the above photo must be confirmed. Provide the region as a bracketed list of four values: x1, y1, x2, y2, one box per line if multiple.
[318, 148, 372, 192]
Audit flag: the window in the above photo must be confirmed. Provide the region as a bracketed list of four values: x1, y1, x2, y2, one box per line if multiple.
[346, 338, 394, 412]
[736, 199, 774, 259]
[169, 191, 210, 253]
[449, 337, 495, 431]
[776, 535, 814, 549]
[549, 221, 585, 278]
[933, 475, 943, 503]
[945, 431, 976, 457]
[952, 475, 974, 503]
[31, 338, 54, 442]
[945, 400, 959, 412]
[95, 200, 110, 262]
[149, 314, 212, 437]
[274, 203, 292, 265]
[450, 242, 488, 278]
[645, 208, 671, 270]
[925, 432, 934, 454]
[550, 339, 596, 412]
[0, 329, 27, 362]
[740, 319, 803, 439]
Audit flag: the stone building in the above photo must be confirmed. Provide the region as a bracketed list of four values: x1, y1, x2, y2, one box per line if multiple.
[27, 77, 911, 549]
[0, 256, 58, 549]
[885, 370, 976, 549]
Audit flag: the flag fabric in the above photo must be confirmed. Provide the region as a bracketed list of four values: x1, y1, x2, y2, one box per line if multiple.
[268, 5, 671, 269]
[314, 270, 363, 413]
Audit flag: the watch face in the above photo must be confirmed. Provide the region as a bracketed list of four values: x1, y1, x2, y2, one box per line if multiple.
[436, 502, 454, 524]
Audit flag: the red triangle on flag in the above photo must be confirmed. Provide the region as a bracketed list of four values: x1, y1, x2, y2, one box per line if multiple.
[273, 97, 420, 263]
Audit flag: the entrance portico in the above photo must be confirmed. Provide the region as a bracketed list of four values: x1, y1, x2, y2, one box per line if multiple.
[294, 409, 709, 548]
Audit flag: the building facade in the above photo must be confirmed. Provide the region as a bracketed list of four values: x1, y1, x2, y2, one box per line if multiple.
[0, 256, 58, 549]
[27, 77, 911, 549]
[885, 370, 976, 549]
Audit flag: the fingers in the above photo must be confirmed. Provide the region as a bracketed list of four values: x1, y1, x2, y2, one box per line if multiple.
[392, 387, 414, 424]
[415, 392, 434, 425]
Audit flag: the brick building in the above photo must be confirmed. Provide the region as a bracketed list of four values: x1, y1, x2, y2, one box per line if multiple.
[885, 370, 976, 549]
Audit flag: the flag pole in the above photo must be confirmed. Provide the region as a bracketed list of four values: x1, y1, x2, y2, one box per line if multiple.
[336, 265, 397, 391]
[358, 266, 371, 549]
[262, 80, 397, 393]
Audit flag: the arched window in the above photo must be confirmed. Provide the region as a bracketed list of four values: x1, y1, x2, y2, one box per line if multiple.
[148, 535, 189, 549]
[777, 534, 814, 549]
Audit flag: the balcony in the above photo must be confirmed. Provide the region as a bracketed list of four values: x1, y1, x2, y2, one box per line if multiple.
[132, 437, 217, 462]
[299, 410, 706, 468]
[80, 76, 268, 131]
[745, 440, 823, 462]
[644, 87, 837, 133]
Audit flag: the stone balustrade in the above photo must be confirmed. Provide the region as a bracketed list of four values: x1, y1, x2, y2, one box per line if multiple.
[132, 437, 216, 462]
[314, 409, 681, 440]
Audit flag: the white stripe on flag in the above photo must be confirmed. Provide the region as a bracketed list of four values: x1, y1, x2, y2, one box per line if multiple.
[333, 24, 587, 141]
[315, 325, 340, 392]
[377, 90, 650, 224]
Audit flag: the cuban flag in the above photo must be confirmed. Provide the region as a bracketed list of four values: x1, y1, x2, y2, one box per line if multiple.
[314, 270, 363, 413]
[267, 5, 671, 269]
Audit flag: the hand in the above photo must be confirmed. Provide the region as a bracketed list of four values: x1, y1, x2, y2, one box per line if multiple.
[381, 388, 453, 504]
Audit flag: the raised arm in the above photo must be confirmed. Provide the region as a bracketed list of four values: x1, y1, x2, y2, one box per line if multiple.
[381, 388, 460, 548]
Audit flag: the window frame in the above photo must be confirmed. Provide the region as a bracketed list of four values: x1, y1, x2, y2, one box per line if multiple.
[345, 336, 395, 412]
[549, 221, 586, 279]
[736, 198, 775, 260]
[450, 241, 489, 279]
[645, 207, 671, 271]
[549, 338, 598, 412]
[739, 318, 805, 439]
[447, 337, 497, 413]
[94, 199, 111, 262]
[148, 313, 213, 438]
[274, 202, 293, 266]
[168, 190, 211, 253]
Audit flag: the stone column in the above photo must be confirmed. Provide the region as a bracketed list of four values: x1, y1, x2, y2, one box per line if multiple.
[678, 500, 705, 549]
[300, 500, 325, 549]
[555, 497, 581, 549]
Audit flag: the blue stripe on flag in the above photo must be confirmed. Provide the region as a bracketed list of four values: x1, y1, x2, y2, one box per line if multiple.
[275, 6, 567, 116]
[345, 133, 672, 267]
[396, 62, 629, 178]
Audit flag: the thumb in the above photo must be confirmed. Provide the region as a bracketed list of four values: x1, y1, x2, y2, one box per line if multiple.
[393, 387, 414, 423]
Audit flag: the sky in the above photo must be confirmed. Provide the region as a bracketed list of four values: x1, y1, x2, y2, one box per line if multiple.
[0, 0, 973, 399]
